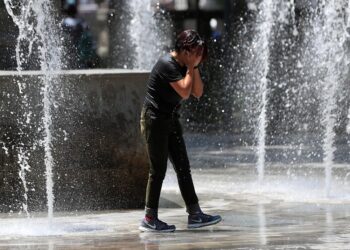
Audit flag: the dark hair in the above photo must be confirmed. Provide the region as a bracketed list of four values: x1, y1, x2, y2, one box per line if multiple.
[174, 30, 208, 61]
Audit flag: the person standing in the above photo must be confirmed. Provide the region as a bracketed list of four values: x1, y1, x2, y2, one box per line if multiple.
[139, 30, 222, 232]
[61, 0, 100, 69]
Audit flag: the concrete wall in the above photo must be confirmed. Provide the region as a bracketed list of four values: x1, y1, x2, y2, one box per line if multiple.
[0, 69, 149, 212]
[0, 1, 17, 70]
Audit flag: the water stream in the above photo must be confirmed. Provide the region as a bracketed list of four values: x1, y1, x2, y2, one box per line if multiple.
[127, 0, 171, 70]
[301, 0, 350, 197]
[4, 0, 62, 222]
[246, 0, 350, 192]
[249, 0, 276, 185]
[3, 0, 350, 221]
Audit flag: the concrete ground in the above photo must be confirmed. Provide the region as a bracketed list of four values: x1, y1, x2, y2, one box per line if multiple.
[1, 165, 350, 250]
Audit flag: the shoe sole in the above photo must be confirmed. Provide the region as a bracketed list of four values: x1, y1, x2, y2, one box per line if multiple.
[187, 217, 222, 229]
[139, 226, 176, 232]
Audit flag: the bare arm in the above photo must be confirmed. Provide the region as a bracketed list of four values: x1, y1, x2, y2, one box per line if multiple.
[170, 67, 195, 100]
[191, 67, 204, 98]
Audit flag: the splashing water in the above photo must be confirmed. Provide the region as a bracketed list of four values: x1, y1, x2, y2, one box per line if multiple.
[321, 1, 350, 197]
[239, 0, 350, 193]
[127, 0, 171, 70]
[301, 1, 350, 197]
[17, 147, 30, 217]
[250, 0, 276, 185]
[289, 0, 298, 36]
[0, 141, 9, 156]
[4, 0, 62, 222]
[4, 0, 35, 216]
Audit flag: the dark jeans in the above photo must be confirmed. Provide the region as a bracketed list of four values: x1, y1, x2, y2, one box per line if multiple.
[141, 107, 199, 210]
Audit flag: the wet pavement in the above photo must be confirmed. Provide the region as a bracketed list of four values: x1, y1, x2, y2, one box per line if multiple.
[1, 165, 350, 249]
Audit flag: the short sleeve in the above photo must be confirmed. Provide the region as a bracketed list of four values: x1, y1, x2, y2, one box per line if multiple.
[158, 59, 185, 83]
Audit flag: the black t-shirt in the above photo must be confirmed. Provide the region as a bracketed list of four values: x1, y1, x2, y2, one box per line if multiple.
[143, 54, 187, 118]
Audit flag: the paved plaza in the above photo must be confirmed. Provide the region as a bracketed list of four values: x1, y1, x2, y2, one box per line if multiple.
[1, 163, 350, 250]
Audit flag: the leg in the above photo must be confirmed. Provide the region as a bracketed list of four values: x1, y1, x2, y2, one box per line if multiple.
[168, 119, 199, 207]
[139, 111, 176, 232]
[141, 113, 170, 211]
[168, 119, 222, 229]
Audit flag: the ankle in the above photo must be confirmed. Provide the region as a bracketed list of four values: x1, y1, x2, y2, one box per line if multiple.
[145, 207, 158, 219]
[145, 215, 155, 222]
[186, 203, 203, 215]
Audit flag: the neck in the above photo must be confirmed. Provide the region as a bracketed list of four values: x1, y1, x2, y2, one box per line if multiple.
[170, 51, 186, 67]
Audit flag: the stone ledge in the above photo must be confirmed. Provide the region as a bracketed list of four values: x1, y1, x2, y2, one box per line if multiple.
[0, 69, 149, 76]
[0, 70, 150, 212]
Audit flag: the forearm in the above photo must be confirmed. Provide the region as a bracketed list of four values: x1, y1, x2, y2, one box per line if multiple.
[170, 67, 194, 99]
[184, 67, 195, 89]
[180, 67, 195, 99]
[191, 68, 204, 98]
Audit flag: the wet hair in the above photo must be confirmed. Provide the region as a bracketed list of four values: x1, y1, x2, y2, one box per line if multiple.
[174, 30, 208, 61]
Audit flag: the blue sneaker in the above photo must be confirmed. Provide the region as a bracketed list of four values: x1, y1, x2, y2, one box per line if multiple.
[188, 213, 222, 228]
[139, 217, 176, 232]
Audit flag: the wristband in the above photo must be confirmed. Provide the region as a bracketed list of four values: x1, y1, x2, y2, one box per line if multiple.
[194, 65, 199, 69]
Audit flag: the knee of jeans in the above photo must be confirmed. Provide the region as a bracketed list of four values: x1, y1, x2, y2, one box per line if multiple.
[175, 167, 192, 179]
[149, 171, 166, 181]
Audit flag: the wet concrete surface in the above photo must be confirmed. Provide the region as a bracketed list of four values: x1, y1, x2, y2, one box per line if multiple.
[1, 166, 350, 249]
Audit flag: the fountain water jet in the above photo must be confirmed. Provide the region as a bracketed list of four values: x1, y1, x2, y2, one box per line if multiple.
[322, 0, 350, 197]
[232, 0, 350, 194]
[4, 0, 62, 221]
[248, 0, 276, 185]
[4, 0, 35, 217]
[127, 0, 172, 70]
[300, 0, 350, 197]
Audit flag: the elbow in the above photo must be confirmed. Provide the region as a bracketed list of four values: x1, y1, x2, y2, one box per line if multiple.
[192, 88, 203, 98]
[193, 91, 203, 98]
[181, 92, 191, 100]
[180, 87, 192, 100]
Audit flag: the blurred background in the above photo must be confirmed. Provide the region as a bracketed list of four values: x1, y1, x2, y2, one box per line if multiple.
[0, 0, 348, 142]
[1, 0, 350, 212]
[0, 0, 251, 134]
[0, 0, 241, 70]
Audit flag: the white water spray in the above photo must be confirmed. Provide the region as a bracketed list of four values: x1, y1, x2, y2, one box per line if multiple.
[300, 0, 350, 197]
[17, 147, 30, 217]
[127, 0, 171, 70]
[35, 0, 61, 223]
[4, 0, 35, 217]
[4, 0, 62, 221]
[290, 0, 298, 36]
[0, 141, 9, 156]
[251, 0, 276, 185]
[319, 1, 349, 197]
